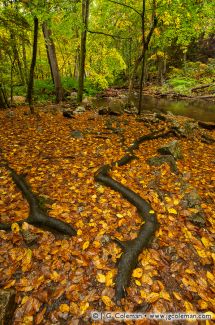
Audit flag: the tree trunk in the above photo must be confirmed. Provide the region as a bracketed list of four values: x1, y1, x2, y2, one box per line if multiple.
[138, 0, 146, 114]
[42, 21, 63, 103]
[10, 33, 25, 85]
[0, 84, 9, 109]
[26, 16, 39, 114]
[77, 0, 90, 104]
[127, 53, 144, 106]
[138, 50, 146, 114]
[22, 36, 28, 85]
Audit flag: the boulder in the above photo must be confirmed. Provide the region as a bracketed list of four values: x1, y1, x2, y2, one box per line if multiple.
[73, 106, 86, 114]
[158, 140, 183, 160]
[0, 290, 16, 325]
[63, 110, 74, 118]
[147, 155, 178, 173]
[10, 96, 26, 104]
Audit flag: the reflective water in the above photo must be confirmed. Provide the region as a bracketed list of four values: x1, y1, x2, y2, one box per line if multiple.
[94, 95, 215, 122]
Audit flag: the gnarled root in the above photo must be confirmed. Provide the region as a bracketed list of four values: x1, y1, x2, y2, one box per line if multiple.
[0, 165, 76, 236]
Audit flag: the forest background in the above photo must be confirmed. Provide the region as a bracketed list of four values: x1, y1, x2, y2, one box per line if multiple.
[0, 0, 215, 110]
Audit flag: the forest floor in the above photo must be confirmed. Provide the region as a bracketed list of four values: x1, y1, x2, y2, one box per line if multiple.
[0, 106, 215, 324]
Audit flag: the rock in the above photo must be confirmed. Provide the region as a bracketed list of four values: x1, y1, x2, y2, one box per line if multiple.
[9, 96, 26, 104]
[21, 230, 39, 245]
[182, 190, 201, 208]
[98, 106, 123, 116]
[147, 155, 178, 173]
[0, 290, 16, 325]
[125, 106, 138, 114]
[158, 140, 183, 160]
[82, 97, 90, 105]
[171, 119, 198, 138]
[70, 91, 77, 98]
[71, 130, 83, 138]
[188, 212, 206, 227]
[73, 106, 85, 114]
[98, 107, 109, 115]
[63, 110, 74, 118]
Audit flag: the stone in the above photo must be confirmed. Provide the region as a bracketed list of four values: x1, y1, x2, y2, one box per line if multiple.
[158, 140, 183, 160]
[0, 290, 16, 325]
[71, 130, 83, 138]
[10, 96, 26, 104]
[63, 110, 74, 118]
[147, 155, 178, 173]
[188, 212, 206, 227]
[73, 106, 85, 114]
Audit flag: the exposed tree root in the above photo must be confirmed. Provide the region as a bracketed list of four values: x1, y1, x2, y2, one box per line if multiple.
[0, 165, 76, 236]
[94, 129, 173, 303]
[95, 165, 159, 302]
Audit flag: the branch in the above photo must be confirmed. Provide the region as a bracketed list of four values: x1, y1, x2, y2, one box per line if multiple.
[87, 29, 131, 40]
[107, 0, 142, 16]
[145, 16, 158, 49]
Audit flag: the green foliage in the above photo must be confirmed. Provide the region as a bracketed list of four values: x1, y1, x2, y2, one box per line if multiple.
[167, 77, 196, 93]
[33, 79, 55, 101]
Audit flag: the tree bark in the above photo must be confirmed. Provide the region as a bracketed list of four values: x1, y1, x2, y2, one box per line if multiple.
[26, 16, 39, 114]
[77, 0, 90, 103]
[42, 21, 63, 103]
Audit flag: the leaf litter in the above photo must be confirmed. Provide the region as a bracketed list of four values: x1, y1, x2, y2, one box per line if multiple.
[0, 107, 214, 324]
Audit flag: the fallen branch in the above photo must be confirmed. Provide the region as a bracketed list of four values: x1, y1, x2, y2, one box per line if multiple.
[198, 121, 215, 130]
[191, 83, 214, 93]
[0, 164, 76, 236]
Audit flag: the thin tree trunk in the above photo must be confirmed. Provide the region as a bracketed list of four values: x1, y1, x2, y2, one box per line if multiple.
[27, 16, 39, 114]
[138, 50, 146, 114]
[77, 0, 90, 103]
[138, 0, 146, 114]
[0, 84, 9, 109]
[42, 21, 63, 103]
[10, 32, 25, 84]
[128, 53, 144, 106]
[22, 36, 28, 85]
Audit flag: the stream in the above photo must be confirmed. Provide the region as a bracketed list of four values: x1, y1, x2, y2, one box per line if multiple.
[94, 95, 215, 122]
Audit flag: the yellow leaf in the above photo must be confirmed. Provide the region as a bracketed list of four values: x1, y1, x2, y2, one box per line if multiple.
[185, 268, 195, 274]
[4, 279, 16, 289]
[59, 304, 70, 313]
[132, 268, 143, 278]
[93, 241, 101, 248]
[11, 222, 20, 233]
[77, 229, 82, 236]
[97, 186, 105, 194]
[184, 301, 194, 312]
[141, 274, 152, 285]
[50, 271, 60, 282]
[160, 290, 171, 301]
[167, 208, 177, 214]
[149, 210, 155, 214]
[82, 241, 90, 250]
[102, 296, 113, 307]
[140, 290, 147, 299]
[96, 273, 106, 283]
[173, 199, 179, 205]
[173, 291, 182, 300]
[198, 300, 208, 309]
[105, 271, 114, 287]
[135, 280, 142, 286]
[146, 292, 160, 303]
[80, 302, 89, 315]
[116, 213, 124, 219]
[206, 271, 214, 281]
[201, 237, 210, 248]
[21, 296, 29, 305]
